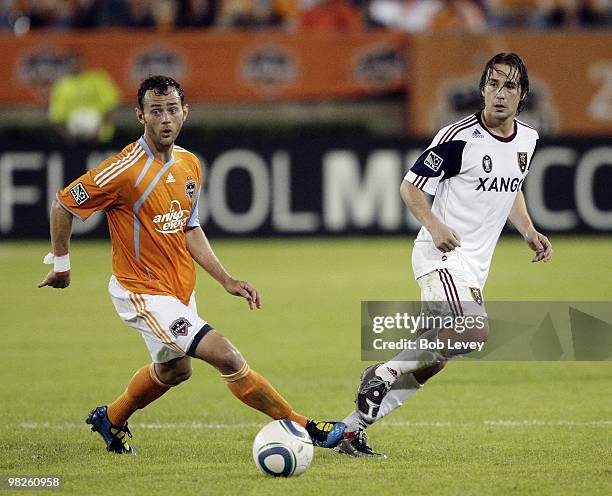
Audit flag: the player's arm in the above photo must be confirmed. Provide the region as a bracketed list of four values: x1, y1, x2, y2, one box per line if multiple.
[185, 226, 261, 309]
[508, 190, 552, 262]
[400, 180, 461, 253]
[37, 201, 73, 289]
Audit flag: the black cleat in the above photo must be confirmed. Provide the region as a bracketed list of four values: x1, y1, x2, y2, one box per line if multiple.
[305, 420, 346, 448]
[336, 430, 387, 458]
[356, 364, 392, 424]
[86, 406, 136, 455]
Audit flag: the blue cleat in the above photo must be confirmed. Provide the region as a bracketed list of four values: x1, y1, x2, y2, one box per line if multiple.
[305, 420, 346, 448]
[85, 406, 136, 455]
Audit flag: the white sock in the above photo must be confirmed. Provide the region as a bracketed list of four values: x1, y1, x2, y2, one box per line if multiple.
[342, 410, 368, 433]
[342, 373, 423, 433]
[375, 346, 443, 383]
[376, 372, 422, 421]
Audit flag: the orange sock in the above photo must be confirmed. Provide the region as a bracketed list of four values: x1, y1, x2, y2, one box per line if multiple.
[287, 411, 308, 428]
[107, 364, 171, 425]
[224, 363, 307, 426]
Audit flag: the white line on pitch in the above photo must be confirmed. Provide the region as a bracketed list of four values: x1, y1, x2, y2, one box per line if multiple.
[14, 419, 612, 430]
[381, 420, 612, 427]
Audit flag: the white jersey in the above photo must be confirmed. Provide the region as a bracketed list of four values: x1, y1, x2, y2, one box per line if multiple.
[405, 112, 539, 288]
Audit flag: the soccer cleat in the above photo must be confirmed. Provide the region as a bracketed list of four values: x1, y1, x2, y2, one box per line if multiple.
[86, 406, 136, 455]
[305, 419, 346, 448]
[336, 430, 387, 459]
[356, 363, 392, 424]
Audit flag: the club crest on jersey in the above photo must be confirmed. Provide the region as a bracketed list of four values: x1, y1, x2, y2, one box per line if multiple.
[152, 200, 190, 234]
[169, 317, 192, 337]
[469, 287, 483, 306]
[424, 151, 443, 172]
[482, 155, 493, 173]
[185, 178, 196, 201]
[517, 152, 528, 173]
[70, 182, 89, 205]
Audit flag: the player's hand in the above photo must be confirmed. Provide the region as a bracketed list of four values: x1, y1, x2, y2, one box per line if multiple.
[37, 269, 71, 289]
[429, 221, 462, 253]
[525, 229, 553, 263]
[223, 278, 261, 310]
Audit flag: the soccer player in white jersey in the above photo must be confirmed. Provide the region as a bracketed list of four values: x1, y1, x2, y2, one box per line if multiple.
[337, 53, 553, 458]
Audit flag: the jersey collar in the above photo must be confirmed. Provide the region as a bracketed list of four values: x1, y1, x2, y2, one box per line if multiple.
[138, 136, 174, 166]
[476, 112, 517, 143]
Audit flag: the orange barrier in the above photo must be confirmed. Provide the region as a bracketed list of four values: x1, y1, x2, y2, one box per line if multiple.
[3, 30, 611, 136]
[3, 29, 407, 104]
[408, 32, 612, 137]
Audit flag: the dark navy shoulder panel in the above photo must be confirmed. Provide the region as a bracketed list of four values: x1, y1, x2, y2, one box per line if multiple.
[410, 140, 466, 180]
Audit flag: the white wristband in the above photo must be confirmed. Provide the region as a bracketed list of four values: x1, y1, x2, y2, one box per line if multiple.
[43, 252, 70, 273]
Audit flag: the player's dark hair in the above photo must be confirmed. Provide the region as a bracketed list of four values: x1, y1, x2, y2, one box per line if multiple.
[479, 53, 529, 114]
[137, 75, 184, 109]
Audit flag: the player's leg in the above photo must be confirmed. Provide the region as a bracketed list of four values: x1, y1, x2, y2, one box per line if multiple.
[87, 358, 189, 455]
[191, 329, 345, 447]
[87, 279, 195, 454]
[338, 361, 446, 458]
[338, 269, 487, 457]
[355, 270, 487, 422]
[106, 356, 192, 425]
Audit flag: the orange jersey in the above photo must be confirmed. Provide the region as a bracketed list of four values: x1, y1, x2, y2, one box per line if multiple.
[56, 137, 202, 305]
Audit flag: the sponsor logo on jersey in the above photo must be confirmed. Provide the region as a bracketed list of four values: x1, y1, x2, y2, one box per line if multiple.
[482, 155, 493, 173]
[70, 182, 89, 205]
[169, 317, 192, 337]
[166, 172, 175, 183]
[472, 129, 484, 139]
[185, 178, 196, 201]
[152, 200, 190, 234]
[469, 287, 483, 306]
[475, 177, 524, 193]
[517, 152, 528, 173]
[424, 151, 443, 172]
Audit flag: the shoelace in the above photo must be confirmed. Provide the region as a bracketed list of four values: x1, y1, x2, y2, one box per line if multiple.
[355, 431, 373, 453]
[111, 424, 133, 440]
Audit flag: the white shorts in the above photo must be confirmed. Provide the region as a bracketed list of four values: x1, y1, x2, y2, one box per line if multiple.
[417, 268, 486, 318]
[108, 275, 213, 363]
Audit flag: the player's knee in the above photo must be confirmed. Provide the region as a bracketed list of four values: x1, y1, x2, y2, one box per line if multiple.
[155, 361, 192, 386]
[172, 365, 193, 384]
[461, 317, 489, 344]
[414, 361, 446, 384]
[473, 321, 489, 344]
[217, 347, 245, 375]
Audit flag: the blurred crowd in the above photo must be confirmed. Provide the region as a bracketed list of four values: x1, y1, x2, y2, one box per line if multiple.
[0, 0, 610, 34]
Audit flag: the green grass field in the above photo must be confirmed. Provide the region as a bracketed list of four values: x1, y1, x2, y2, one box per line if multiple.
[1, 237, 611, 495]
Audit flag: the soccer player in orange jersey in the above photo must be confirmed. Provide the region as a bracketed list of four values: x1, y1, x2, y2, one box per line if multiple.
[38, 76, 345, 454]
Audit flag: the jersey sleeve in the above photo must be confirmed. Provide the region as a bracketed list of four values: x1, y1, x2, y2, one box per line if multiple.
[55, 161, 120, 221]
[404, 138, 466, 195]
[186, 157, 203, 228]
